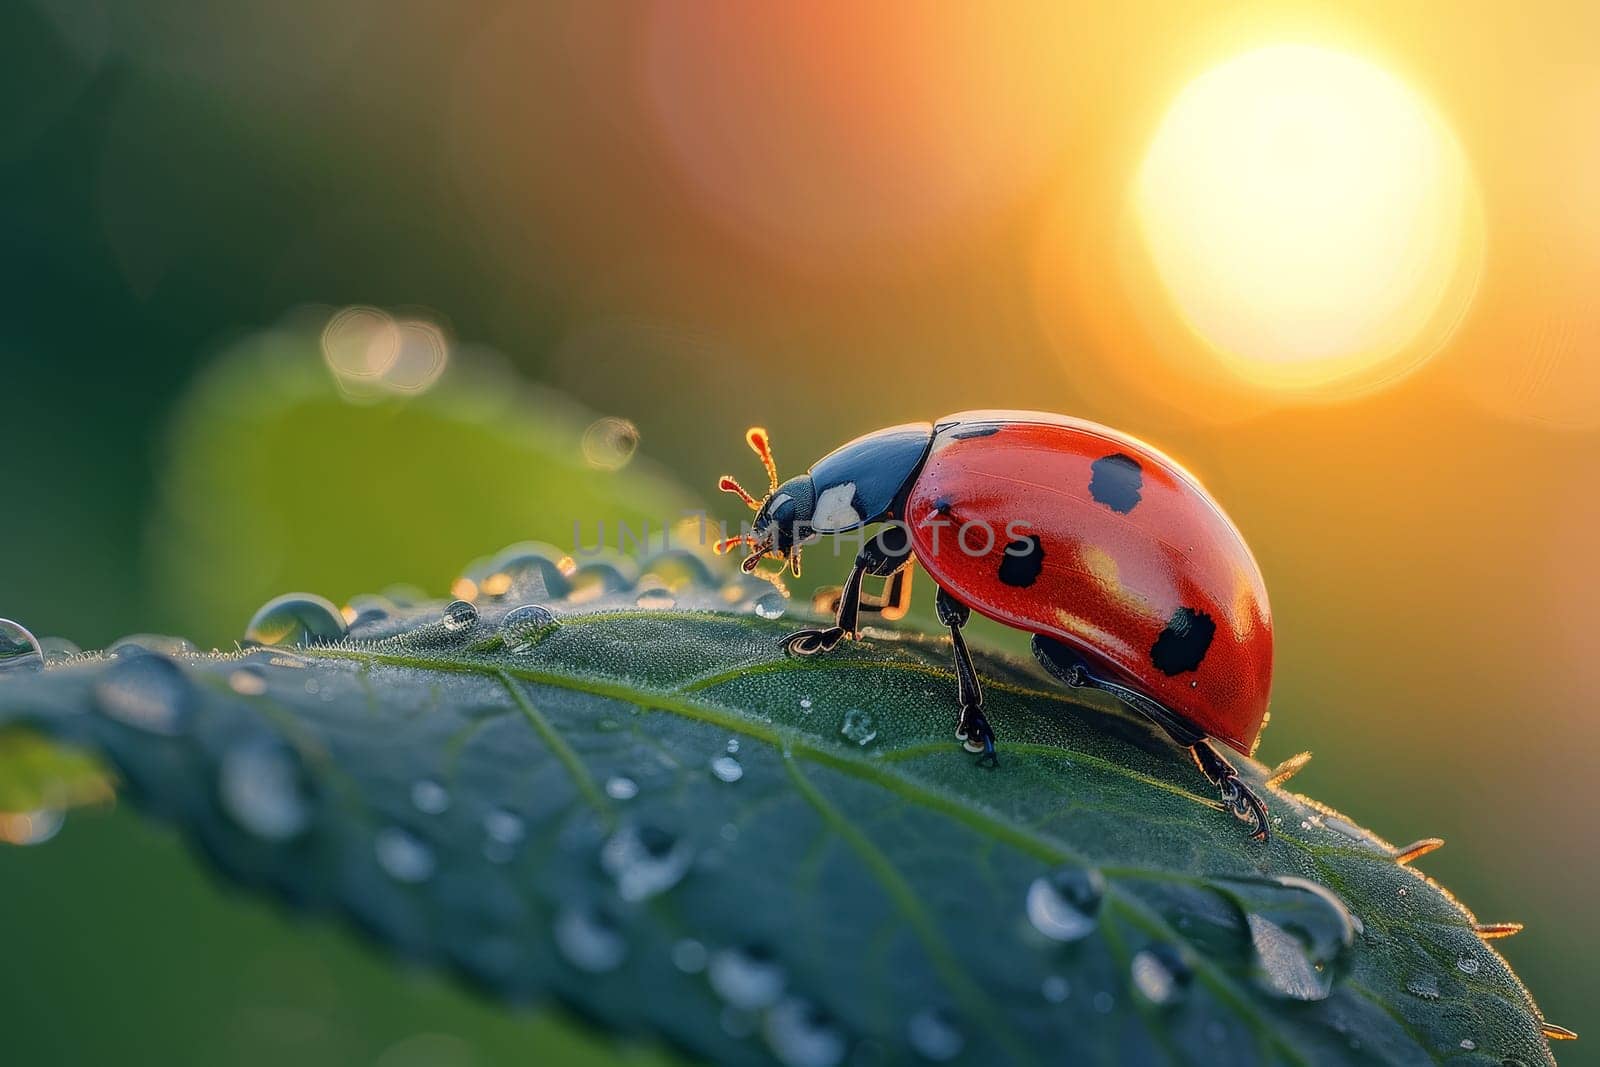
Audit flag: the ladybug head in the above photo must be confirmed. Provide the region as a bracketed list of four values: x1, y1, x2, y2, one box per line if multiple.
[715, 427, 816, 586]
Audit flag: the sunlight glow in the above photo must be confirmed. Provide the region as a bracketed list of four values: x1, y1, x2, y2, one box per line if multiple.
[1135, 44, 1482, 393]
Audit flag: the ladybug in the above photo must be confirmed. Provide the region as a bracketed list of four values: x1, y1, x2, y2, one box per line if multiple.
[716, 411, 1274, 840]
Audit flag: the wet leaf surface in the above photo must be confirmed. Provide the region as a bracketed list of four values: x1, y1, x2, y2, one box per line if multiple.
[0, 570, 1559, 1065]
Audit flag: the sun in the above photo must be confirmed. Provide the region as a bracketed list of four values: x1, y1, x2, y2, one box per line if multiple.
[1134, 44, 1482, 394]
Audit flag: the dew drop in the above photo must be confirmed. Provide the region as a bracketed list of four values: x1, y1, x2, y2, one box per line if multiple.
[0, 619, 44, 673]
[410, 778, 450, 815]
[553, 905, 627, 973]
[840, 709, 877, 746]
[228, 666, 268, 696]
[484, 808, 525, 844]
[1234, 876, 1357, 1002]
[374, 826, 435, 883]
[1092, 991, 1115, 1014]
[1025, 868, 1105, 943]
[218, 740, 310, 841]
[442, 599, 479, 633]
[906, 1007, 964, 1062]
[601, 824, 694, 902]
[711, 755, 744, 783]
[490, 549, 573, 600]
[798, 696, 813, 713]
[708, 945, 786, 1010]
[754, 593, 787, 621]
[1040, 975, 1070, 1003]
[672, 938, 708, 974]
[243, 593, 348, 647]
[604, 776, 639, 801]
[1455, 953, 1481, 975]
[1130, 944, 1191, 1006]
[107, 634, 196, 658]
[342, 594, 394, 628]
[0, 808, 64, 846]
[726, 737, 740, 754]
[582, 416, 640, 471]
[1459, 1038, 1476, 1051]
[635, 588, 677, 610]
[1406, 973, 1441, 1000]
[500, 604, 558, 652]
[93, 653, 194, 735]
[764, 998, 846, 1067]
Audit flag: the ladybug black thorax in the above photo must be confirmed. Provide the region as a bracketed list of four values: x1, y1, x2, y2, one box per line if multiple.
[802, 422, 934, 535]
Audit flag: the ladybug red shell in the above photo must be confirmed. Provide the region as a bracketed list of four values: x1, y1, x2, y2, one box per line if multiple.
[903, 413, 1272, 756]
[717, 410, 1276, 840]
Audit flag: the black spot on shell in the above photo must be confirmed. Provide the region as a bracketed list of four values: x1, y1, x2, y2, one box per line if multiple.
[952, 423, 1002, 439]
[1089, 453, 1143, 514]
[1150, 607, 1215, 676]
[998, 535, 1046, 587]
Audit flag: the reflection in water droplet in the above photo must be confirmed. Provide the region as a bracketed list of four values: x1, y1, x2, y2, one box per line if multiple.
[1130, 945, 1191, 1006]
[553, 905, 627, 973]
[244, 594, 348, 647]
[1041, 975, 1070, 1003]
[94, 654, 194, 735]
[840, 709, 877, 746]
[1406, 973, 1440, 1000]
[672, 938, 709, 974]
[228, 666, 268, 695]
[442, 600, 479, 633]
[906, 1007, 964, 1061]
[0, 619, 44, 673]
[374, 826, 435, 883]
[605, 776, 639, 801]
[500, 604, 558, 652]
[710, 755, 744, 783]
[635, 588, 677, 610]
[708, 945, 786, 1010]
[1236, 876, 1357, 1002]
[764, 998, 846, 1067]
[219, 741, 310, 841]
[410, 778, 450, 815]
[0, 809, 64, 846]
[1025, 868, 1105, 943]
[1455, 953, 1480, 975]
[601, 824, 693, 902]
[582, 417, 640, 471]
[754, 593, 787, 620]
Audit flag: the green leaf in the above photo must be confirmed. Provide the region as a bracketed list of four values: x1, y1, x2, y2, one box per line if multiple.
[0, 569, 1560, 1066]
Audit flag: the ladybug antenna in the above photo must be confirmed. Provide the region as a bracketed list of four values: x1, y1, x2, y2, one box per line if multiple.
[718, 476, 762, 512]
[746, 426, 779, 494]
[712, 533, 758, 556]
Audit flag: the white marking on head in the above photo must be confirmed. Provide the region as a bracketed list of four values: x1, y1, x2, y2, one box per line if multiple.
[812, 482, 862, 533]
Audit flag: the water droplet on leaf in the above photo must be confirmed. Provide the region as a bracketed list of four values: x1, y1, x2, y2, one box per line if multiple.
[1407, 973, 1441, 1000]
[601, 824, 693, 902]
[1456, 953, 1481, 975]
[1232, 876, 1357, 1001]
[218, 740, 310, 841]
[0, 619, 44, 673]
[0, 808, 64, 846]
[1130, 944, 1191, 1006]
[635, 588, 676, 610]
[764, 997, 846, 1067]
[94, 654, 194, 735]
[1040, 975, 1070, 1003]
[672, 938, 708, 973]
[1025, 868, 1105, 943]
[708, 944, 786, 1010]
[500, 604, 557, 652]
[410, 778, 450, 815]
[754, 593, 787, 620]
[710, 755, 744, 783]
[442, 600, 479, 633]
[906, 1007, 964, 1061]
[553, 905, 627, 973]
[374, 826, 435, 883]
[604, 776, 639, 801]
[840, 709, 877, 746]
[244, 594, 348, 647]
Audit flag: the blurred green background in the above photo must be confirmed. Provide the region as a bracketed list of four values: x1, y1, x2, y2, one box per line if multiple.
[2, 1, 1595, 1060]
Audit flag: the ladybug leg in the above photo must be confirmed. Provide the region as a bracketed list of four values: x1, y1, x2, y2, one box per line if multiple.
[811, 564, 914, 621]
[937, 587, 997, 766]
[780, 527, 911, 657]
[1031, 635, 1269, 842]
[1190, 740, 1271, 842]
